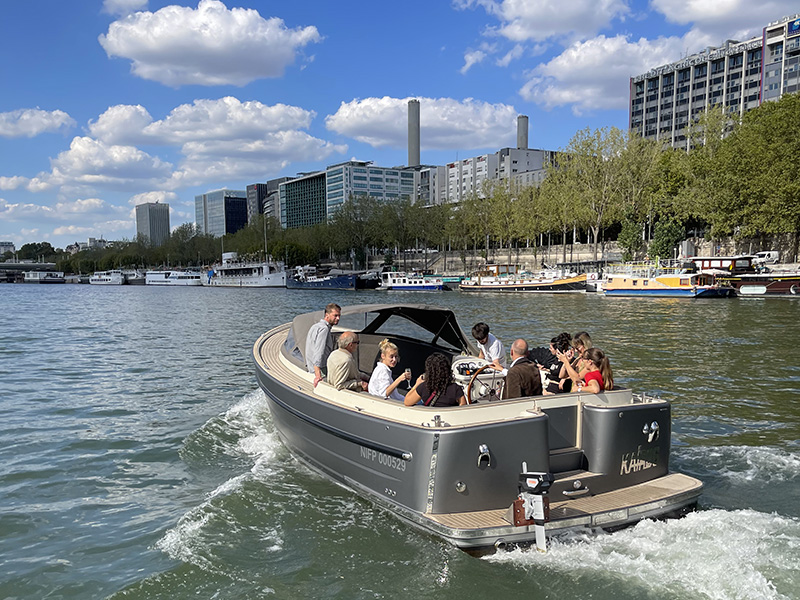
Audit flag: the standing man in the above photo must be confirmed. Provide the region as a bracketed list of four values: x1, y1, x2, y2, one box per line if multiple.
[502, 339, 543, 399]
[326, 331, 369, 392]
[471, 322, 507, 370]
[306, 303, 341, 387]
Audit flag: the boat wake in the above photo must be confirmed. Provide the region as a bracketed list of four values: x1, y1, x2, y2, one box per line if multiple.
[488, 509, 800, 600]
[156, 389, 287, 569]
[676, 445, 800, 485]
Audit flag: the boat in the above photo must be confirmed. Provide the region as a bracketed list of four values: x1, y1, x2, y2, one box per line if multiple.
[600, 260, 734, 298]
[459, 264, 587, 293]
[146, 270, 204, 286]
[252, 303, 703, 553]
[286, 265, 380, 290]
[379, 270, 446, 291]
[89, 270, 125, 285]
[203, 252, 286, 288]
[692, 255, 800, 297]
[23, 271, 65, 284]
[122, 269, 146, 285]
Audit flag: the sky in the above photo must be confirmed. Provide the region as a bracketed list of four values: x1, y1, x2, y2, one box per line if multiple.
[1, 0, 797, 251]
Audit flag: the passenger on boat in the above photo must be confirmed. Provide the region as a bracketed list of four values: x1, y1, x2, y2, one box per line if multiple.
[367, 339, 410, 401]
[326, 331, 369, 392]
[471, 322, 507, 370]
[558, 331, 593, 387]
[501, 339, 543, 399]
[541, 333, 573, 394]
[306, 303, 341, 387]
[575, 348, 614, 393]
[404, 353, 467, 407]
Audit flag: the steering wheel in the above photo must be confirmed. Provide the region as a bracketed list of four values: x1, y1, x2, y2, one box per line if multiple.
[466, 364, 499, 403]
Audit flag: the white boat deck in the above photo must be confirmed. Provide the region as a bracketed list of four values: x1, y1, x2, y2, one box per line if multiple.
[255, 324, 655, 430]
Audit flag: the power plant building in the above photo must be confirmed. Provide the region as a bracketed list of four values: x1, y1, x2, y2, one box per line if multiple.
[135, 202, 170, 247]
[195, 189, 248, 237]
[630, 13, 800, 148]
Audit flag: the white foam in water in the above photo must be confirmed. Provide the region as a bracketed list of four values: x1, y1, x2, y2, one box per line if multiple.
[155, 509, 215, 570]
[488, 509, 800, 599]
[678, 445, 800, 484]
[157, 389, 287, 565]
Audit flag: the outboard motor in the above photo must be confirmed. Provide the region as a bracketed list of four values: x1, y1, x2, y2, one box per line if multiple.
[510, 463, 554, 552]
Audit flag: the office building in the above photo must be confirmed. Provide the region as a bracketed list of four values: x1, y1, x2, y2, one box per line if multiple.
[195, 189, 248, 237]
[135, 202, 170, 247]
[246, 183, 268, 223]
[279, 172, 327, 229]
[630, 14, 800, 148]
[444, 147, 556, 203]
[325, 161, 417, 216]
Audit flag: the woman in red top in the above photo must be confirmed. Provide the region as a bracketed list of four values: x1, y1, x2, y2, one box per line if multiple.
[578, 348, 613, 393]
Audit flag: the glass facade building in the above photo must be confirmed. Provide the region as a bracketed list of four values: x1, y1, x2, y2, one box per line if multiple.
[195, 189, 247, 237]
[135, 202, 170, 247]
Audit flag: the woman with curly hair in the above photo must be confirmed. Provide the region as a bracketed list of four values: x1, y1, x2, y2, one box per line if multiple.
[404, 353, 466, 407]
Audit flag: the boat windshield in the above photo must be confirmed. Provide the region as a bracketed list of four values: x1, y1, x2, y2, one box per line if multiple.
[341, 312, 461, 352]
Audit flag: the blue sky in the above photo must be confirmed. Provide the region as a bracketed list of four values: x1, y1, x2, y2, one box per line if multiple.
[1, 0, 796, 250]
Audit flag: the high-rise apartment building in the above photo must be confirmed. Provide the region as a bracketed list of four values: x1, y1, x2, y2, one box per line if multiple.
[630, 14, 800, 148]
[135, 202, 170, 247]
[195, 189, 248, 237]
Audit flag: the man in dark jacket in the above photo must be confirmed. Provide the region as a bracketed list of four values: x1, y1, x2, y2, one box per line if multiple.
[502, 338, 543, 399]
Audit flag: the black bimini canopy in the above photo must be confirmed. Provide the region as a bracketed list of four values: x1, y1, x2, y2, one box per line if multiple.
[285, 303, 476, 364]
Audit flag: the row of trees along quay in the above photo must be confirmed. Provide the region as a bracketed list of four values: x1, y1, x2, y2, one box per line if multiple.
[12, 93, 799, 275]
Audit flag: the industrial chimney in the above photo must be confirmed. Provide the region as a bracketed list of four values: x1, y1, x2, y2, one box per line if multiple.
[517, 115, 529, 150]
[408, 99, 421, 167]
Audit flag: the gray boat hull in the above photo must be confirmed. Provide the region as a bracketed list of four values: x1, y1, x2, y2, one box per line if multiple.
[253, 306, 703, 551]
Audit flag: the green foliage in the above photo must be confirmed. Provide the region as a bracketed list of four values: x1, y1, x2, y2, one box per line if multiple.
[617, 217, 644, 262]
[648, 220, 685, 259]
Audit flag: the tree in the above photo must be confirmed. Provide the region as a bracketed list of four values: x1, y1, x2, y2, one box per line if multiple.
[562, 127, 626, 259]
[648, 219, 685, 260]
[710, 94, 800, 260]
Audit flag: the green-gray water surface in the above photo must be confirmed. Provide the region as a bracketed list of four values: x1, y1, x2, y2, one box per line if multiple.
[1, 284, 798, 600]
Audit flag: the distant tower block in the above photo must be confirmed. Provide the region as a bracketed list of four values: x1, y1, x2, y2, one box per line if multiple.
[517, 115, 529, 149]
[408, 99, 421, 167]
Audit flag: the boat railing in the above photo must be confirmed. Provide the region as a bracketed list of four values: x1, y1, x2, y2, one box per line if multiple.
[604, 260, 687, 279]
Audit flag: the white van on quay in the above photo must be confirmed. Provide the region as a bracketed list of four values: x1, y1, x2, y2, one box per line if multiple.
[754, 250, 780, 265]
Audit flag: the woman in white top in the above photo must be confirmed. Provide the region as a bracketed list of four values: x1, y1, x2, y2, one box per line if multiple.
[368, 339, 410, 401]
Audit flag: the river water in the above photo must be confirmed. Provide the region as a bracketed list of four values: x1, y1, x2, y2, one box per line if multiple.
[1, 284, 798, 600]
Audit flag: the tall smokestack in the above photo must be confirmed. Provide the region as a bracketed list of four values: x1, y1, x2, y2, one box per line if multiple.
[408, 99, 420, 167]
[517, 115, 529, 149]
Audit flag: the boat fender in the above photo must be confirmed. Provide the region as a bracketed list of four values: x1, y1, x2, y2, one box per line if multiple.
[791, 285, 798, 295]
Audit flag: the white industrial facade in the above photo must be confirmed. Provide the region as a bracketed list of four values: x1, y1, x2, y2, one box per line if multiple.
[630, 14, 800, 148]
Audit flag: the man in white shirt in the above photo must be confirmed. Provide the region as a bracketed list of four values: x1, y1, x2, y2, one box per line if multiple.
[305, 303, 341, 387]
[471, 322, 507, 370]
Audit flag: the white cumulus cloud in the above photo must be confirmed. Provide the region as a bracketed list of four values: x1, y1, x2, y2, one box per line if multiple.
[89, 97, 315, 145]
[0, 108, 75, 138]
[130, 190, 177, 206]
[520, 35, 686, 114]
[48, 136, 173, 191]
[460, 0, 631, 43]
[652, 0, 799, 40]
[325, 96, 520, 151]
[98, 0, 321, 86]
[102, 0, 148, 17]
